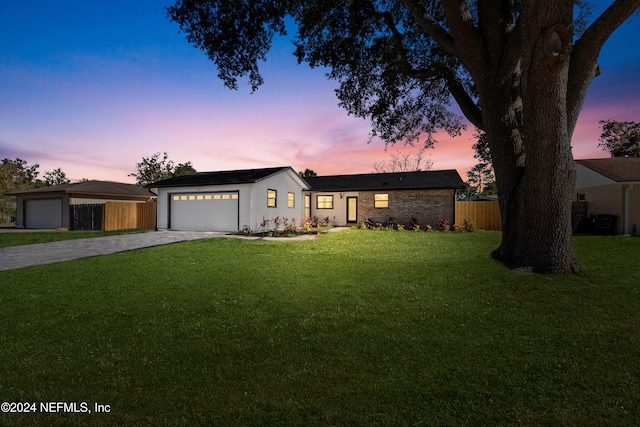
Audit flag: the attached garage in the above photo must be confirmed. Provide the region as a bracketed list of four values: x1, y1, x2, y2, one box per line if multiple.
[25, 198, 64, 229]
[170, 191, 239, 231]
[149, 167, 311, 232]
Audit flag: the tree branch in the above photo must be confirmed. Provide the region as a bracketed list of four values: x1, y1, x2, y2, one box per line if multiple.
[434, 65, 484, 130]
[567, 0, 640, 132]
[439, 0, 486, 79]
[578, 0, 640, 52]
[398, 0, 458, 57]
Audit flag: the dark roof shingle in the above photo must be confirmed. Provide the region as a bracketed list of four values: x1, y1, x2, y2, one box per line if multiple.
[146, 166, 295, 188]
[305, 170, 465, 191]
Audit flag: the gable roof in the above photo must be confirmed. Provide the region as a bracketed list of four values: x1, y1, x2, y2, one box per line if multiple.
[146, 166, 308, 188]
[5, 180, 155, 198]
[576, 158, 640, 182]
[305, 170, 465, 192]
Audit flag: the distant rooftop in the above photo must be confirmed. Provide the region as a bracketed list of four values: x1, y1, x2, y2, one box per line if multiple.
[576, 158, 640, 182]
[6, 180, 155, 198]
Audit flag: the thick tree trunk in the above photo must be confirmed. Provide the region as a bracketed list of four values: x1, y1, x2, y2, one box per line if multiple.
[482, 9, 581, 274]
[518, 21, 580, 273]
[486, 110, 580, 273]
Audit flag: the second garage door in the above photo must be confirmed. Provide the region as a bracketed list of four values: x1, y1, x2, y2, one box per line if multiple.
[25, 198, 63, 229]
[170, 192, 239, 231]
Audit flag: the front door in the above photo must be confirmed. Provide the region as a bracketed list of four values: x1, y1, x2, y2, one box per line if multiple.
[347, 197, 358, 224]
[304, 194, 311, 219]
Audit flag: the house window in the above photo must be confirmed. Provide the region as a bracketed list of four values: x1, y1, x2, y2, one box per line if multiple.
[288, 192, 295, 208]
[374, 194, 389, 208]
[267, 189, 277, 207]
[317, 195, 333, 209]
[578, 193, 586, 201]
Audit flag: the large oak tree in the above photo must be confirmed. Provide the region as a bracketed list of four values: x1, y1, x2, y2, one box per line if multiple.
[167, 0, 639, 273]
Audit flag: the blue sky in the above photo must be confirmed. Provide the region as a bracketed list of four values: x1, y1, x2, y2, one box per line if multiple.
[1, 1, 638, 183]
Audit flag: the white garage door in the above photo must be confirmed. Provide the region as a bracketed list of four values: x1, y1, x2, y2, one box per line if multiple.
[25, 198, 63, 229]
[170, 192, 239, 231]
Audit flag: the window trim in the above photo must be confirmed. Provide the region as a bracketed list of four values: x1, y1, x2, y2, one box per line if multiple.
[267, 189, 277, 208]
[316, 195, 334, 209]
[287, 192, 295, 208]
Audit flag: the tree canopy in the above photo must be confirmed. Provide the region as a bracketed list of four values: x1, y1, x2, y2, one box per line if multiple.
[598, 120, 640, 157]
[130, 152, 196, 186]
[43, 168, 71, 186]
[167, 0, 640, 273]
[298, 168, 318, 178]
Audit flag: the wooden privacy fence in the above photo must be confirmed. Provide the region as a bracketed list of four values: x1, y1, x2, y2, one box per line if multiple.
[104, 200, 157, 231]
[456, 201, 502, 231]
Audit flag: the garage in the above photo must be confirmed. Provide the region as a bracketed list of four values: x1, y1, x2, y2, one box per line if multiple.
[170, 192, 239, 231]
[25, 198, 63, 229]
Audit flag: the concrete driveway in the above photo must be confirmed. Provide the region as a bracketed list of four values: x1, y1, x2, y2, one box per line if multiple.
[0, 231, 225, 272]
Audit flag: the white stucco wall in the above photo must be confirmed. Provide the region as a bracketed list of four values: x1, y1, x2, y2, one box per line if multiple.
[250, 171, 307, 231]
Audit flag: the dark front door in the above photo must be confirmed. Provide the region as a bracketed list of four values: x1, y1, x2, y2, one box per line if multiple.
[347, 197, 358, 224]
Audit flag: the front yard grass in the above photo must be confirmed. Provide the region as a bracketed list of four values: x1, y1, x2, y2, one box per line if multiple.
[0, 230, 638, 426]
[0, 229, 147, 248]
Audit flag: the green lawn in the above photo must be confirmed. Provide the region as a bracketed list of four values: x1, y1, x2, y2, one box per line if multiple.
[0, 229, 147, 248]
[0, 230, 638, 426]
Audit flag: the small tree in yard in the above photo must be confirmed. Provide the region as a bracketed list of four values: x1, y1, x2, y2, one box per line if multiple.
[466, 130, 497, 196]
[467, 163, 495, 195]
[167, 0, 640, 273]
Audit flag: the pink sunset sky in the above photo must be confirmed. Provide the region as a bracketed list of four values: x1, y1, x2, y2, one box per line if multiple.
[1, 1, 638, 184]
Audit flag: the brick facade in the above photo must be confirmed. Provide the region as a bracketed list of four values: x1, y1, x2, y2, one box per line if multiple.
[357, 189, 456, 227]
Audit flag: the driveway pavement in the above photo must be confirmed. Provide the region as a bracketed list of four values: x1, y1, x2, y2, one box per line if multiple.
[0, 231, 226, 272]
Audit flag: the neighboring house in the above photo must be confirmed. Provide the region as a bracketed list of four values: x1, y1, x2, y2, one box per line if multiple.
[304, 170, 465, 228]
[575, 158, 640, 235]
[148, 166, 465, 232]
[148, 166, 310, 232]
[6, 181, 156, 229]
